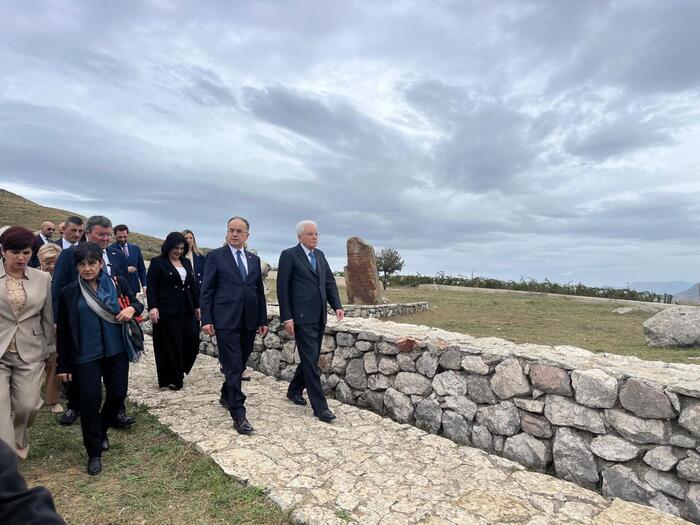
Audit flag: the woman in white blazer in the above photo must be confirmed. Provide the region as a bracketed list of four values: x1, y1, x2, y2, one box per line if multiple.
[0, 226, 53, 459]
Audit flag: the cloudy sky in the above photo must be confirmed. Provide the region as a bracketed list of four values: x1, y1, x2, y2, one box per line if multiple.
[2, 0, 699, 286]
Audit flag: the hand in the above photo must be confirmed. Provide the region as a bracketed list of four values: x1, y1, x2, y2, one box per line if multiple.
[258, 325, 269, 336]
[116, 306, 136, 322]
[149, 308, 160, 324]
[336, 309, 345, 321]
[284, 319, 294, 337]
[128, 266, 137, 273]
[202, 324, 215, 336]
[195, 308, 201, 321]
[57, 373, 72, 382]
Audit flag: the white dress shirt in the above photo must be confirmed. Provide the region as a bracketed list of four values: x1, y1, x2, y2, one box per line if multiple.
[102, 250, 112, 276]
[60, 238, 78, 249]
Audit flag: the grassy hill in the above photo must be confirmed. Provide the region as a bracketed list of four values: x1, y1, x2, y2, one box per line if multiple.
[0, 189, 163, 259]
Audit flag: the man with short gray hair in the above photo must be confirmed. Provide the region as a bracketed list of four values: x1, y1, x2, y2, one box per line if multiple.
[277, 220, 344, 422]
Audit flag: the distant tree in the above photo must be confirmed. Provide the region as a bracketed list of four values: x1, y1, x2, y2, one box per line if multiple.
[375, 248, 404, 289]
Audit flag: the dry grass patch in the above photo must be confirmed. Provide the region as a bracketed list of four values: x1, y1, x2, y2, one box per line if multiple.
[21, 403, 290, 525]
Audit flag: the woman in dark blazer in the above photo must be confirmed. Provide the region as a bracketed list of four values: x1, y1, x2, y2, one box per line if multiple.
[147, 232, 200, 390]
[182, 230, 206, 289]
[56, 242, 143, 475]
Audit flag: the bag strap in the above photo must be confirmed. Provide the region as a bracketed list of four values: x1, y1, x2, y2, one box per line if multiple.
[79, 278, 121, 325]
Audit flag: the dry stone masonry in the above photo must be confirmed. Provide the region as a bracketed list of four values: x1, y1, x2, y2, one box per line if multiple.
[226, 307, 700, 522]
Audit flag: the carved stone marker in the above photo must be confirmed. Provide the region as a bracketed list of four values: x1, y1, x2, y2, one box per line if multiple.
[345, 237, 385, 305]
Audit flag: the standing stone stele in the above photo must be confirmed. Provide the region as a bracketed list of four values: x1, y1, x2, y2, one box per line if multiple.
[344, 236, 386, 305]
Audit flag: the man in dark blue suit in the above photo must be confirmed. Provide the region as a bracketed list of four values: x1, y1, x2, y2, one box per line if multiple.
[28, 221, 56, 268]
[200, 216, 268, 434]
[111, 224, 147, 294]
[277, 220, 344, 422]
[51, 215, 134, 428]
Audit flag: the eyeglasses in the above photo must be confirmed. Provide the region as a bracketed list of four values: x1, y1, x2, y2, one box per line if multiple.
[302, 232, 319, 237]
[228, 229, 248, 235]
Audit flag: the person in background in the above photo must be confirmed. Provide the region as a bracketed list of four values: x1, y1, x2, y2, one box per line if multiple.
[54, 216, 83, 250]
[52, 215, 133, 428]
[111, 225, 147, 294]
[55, 242, 143, 475]
[37, 243, 63, 414]
[29, 221, 55, 268]
[147, 232, 200, 390]
[56, 222, 65, 237]
[182, 229, 206, 289]
[0, 226, 53, 458]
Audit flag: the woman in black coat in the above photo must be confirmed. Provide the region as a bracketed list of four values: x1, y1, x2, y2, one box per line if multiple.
[147, 232, 200, 390]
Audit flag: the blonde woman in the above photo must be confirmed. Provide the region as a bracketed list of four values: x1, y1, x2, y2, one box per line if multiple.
[37, 243, 63, 413]
[182, 230, 205, 288]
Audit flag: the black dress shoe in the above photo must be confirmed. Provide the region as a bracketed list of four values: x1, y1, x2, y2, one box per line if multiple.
[315, 409, 336, 423]
[87, 457, 102, 476]
[101, 436, 110, 452]
[112, 412, 136, 429]
[59, 408, 79, 426]
[233, 417, 254, 435]
[286, 392, 307, 406]
[167, 383, 182, 391]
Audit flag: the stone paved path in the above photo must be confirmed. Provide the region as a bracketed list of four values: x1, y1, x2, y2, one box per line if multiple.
[128, 344, 688, 525]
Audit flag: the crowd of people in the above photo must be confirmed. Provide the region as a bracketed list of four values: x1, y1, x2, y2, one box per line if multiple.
[0, 214, 344, 484]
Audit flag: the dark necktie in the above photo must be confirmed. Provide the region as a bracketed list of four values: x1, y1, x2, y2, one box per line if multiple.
[122, 244, 129, 258]
[309, 250, 317, 271]
[236, 250, 247, 280]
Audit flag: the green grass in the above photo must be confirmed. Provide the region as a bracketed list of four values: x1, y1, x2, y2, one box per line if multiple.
[20, 403, 290, 525]
[376, 286, 700, 364]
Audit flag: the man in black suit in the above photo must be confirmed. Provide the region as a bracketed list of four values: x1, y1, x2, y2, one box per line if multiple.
[277, 219, 344, 422]
[54, 216, 83, 250]
[201, 217, 268, 434]
[51, 215, 134, 428]
[28, 221, 55, 268]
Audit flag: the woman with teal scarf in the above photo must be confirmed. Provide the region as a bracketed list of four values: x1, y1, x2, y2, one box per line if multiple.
[56, 243, 143, 475]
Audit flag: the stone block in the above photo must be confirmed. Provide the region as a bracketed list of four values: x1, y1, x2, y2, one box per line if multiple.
[355, 340, 374, 352]
[384, 388, 414, 424]
[601, 465, 653, 505]
[513, 398, 544, 414]
[529, 364, 572, 396]
[336, 345, 362, 360]
[416, 353, 439, 378]
[620, 378, 676, 419]
[367, 374, 393, 391]
[438, 348, 463, 370]
[357, 331, 379, 342]
[345, 358, 368, 390]
[432, 370, 468, 397]
[684, 483, 700, 522]
[476, 401, 520, 436]
[357, 391, 384, 414]
[491, 358, 530, 399]
[260, 349, 281, 376]
[441, 411, 471, 445]
[571, 369, 618, 409]
[318, 353, 333, 374]
[679, 399, 700, 437]
[442, 395, 477, 421]
[553, 427, 599, 489]
[415, 398, 442, 434]
[376, 341, 399, 355]
[544, 394, 606, 434]
[467, 375, 498, 405]
[394, 372, 433, 396]
[521, 413, 553, 439]
[604, 409, 669, 444]
[378, 357, 400, 375]
[460, 356, 489, 375]
[330, 354, 348, 375]
[644, 469, 689, 500]
[336, 332, 356, 347]
[335, 381, 355, 404]
[363, 352, 378, 374]
[590, 435, 641, 462]
[643, 446, 683, 472]
[503, 433, 552, 472]
[649, 493, 683, 518]
[471, 424, 493, 452]
[263, 332, 282, 349]
[678, 453, 700, 483]
[395, 337, 419, 353]
[396, 353, 417, 372]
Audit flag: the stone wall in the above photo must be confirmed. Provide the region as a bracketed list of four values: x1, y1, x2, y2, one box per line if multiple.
[201, 307, 700, 522]
[266, 301, 429, 319]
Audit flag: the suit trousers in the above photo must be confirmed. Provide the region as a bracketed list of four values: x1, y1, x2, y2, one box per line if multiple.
[0, 351, 45, 454]
[287, 317, 328, 414]
[71, 352, 129, 458]
[217, 326, 256, 420]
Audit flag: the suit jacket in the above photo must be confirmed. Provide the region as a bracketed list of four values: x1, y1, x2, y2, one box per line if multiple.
[192, 252, 206, 288]
[146, 256, 199, 316]
[0, 440, 66, 525]
[28, 234, 46, 268]
[276, 244, 342, 326]
[110, 242, 147, 293]
[200, 246, 267, 330]
[0, 265, 53, 362]
[52, 244, 128, 317]
[55, 275, 143, 374]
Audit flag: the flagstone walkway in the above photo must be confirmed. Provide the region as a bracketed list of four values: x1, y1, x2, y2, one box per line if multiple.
[128, 344, 688, 525]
